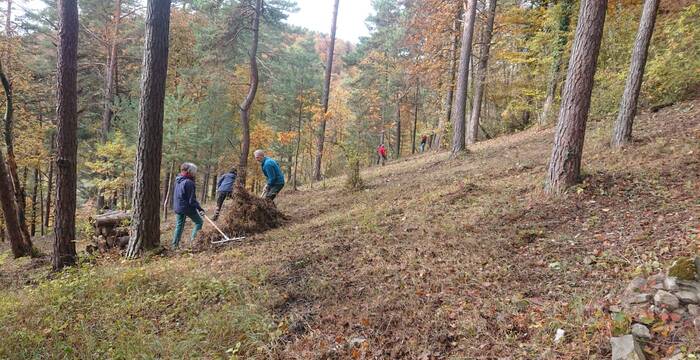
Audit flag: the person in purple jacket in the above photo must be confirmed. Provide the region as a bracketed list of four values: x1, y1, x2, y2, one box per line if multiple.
[172, 162, 204, 249]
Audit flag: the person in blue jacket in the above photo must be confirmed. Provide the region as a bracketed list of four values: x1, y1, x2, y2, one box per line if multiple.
[172, 162, 204, 249]
[254, 149, 285, 201]
[212, 167, 237, 221]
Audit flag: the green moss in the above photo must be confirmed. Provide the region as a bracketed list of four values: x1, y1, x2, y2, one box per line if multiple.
[668, 257, 697, 281]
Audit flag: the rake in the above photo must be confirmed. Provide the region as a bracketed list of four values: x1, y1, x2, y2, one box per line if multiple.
[201, 212, 245, 244]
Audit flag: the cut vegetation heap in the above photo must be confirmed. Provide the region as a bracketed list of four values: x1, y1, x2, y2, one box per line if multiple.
[195, 186, 287, 250]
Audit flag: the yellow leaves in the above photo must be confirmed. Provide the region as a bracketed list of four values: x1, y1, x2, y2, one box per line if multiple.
[277, 131, 297, 145]
[250, 123, 274, 150]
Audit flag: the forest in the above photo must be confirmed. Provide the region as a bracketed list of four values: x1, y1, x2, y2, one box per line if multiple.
[1, 0, 699, 358]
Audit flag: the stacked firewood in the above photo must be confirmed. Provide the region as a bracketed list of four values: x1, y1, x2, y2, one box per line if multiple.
[88, 210, 131, 253]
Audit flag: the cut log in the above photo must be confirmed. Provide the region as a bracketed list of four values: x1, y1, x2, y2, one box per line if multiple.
[93, 211, 130, 228]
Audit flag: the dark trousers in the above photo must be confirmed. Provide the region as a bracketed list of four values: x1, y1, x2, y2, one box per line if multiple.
[262, 184, 284, 201]
[214, 191, 231, 217]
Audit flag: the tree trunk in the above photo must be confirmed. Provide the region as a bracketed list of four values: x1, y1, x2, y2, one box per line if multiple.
[31, 168, 39, 236]
[539, 0, 574, 126]
[313, 0, 340, 181]
[0, 60, 32, 258]
[467, 0, 497, 145]
[97, 0, 122, 209]
[433, 17, 459, 152]
[2, 62, 31, 249]
[611, 0, 659, 148]
[126, 0, 172, 258]
[395, 93, 401, 159]
[236, 0, 262, 188]
[293, 81, 304, 190]
[39, 171, 45, 236]
[45, 135, 54, 229]
[101, 0, 121, 143]
[546, 0, 607, 195]
[451, 0, 478, 155]
[412, 82, 419, 154]
[54, 0, 79, 270]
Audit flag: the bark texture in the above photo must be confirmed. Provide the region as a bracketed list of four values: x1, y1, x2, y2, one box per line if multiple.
[101, 0, 121, 143]
[237, 0, 262, 187]
[539, 0, 574, 126]
[451, 0, 478, 155]
[312, 0, 340, 181]
[126, 0, 172, 258]
[395, 93, 401, 158]
[546, 0, 607, 194]
[467, 0, 497, 145]
[0, 60, 32, 258]
[611, 0, 659, 148]
[433, 17, 459, 151]
[53, 0, 79, 269]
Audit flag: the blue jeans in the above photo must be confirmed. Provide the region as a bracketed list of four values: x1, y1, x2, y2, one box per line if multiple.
[172, 212, 203, 248]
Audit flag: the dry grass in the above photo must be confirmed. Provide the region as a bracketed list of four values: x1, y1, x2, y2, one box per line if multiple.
[0, 99, 698, 359]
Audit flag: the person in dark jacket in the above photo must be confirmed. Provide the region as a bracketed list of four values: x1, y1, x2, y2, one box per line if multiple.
[254, 150, 285, 201]
[212, 167, 237, 221]
[172, 162, 204, 249]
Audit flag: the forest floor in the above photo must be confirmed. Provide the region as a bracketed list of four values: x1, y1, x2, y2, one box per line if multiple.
[0, 99, 698, 359]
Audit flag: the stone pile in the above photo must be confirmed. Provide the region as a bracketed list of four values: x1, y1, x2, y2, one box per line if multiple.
[610, 256, 700, 360]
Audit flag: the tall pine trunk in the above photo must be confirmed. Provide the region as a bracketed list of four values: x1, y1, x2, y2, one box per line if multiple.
[611, 0, 659, 148]
[237, 0, 262, 188]
[45, 135, 54, 229]
[411, 83, 419, 154]
[31, 168, 39, 236]
[312, 0, 340, 181]
[101, 0, 121, 142]
[126, 0, 172, 258]
[0, 60, 32, 258]
[546, 0, 607, 194]
[395, 93, 402, 158]
[293, 80, 304, 190]
[54, 0, 80, 269]
[451, 0, 478, 155]
[467, 0, 497, 145]
[433, 16, 459, 151]
[539, 0, 574, 126]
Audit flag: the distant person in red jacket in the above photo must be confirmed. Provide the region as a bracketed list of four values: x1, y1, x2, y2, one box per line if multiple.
[377, 143, 388, 166]
[420, 134, 428, 153]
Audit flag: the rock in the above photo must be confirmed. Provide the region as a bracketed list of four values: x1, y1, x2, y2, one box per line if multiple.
[695, 317, 700, 332]
[554, 328, 565, 343]
[668, 257, 697, 281]
[610, 305, 623, 313]
[610, 335, 646, 360]
[649, 272, 666, 285]
[666, 353, 684, 360]
[626, 293, 652, 305]
[626, 277, 647, 293]
[654, 290, 680, 310]
[664, 277, 679, 292]
[677, 280, 700, 292]
[631, 323, 652, 340]
[675, 290, 699, 305]
[688, 304, 700, 316]
[695, 256, 700, 278]
[672, 307, 688, 318]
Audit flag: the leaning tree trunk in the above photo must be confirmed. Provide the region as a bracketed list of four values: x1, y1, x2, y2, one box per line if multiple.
[433, 16, 459, 151]
[54, 0, 80, 269]
[467, 0, 497, 145]
[125, 0, 172, 258]
[0, 60, 32, 258]
[2, 60, 32, 249]
[546, 0, 607, 195]
[611, 0, 659, 148]
[539, 0, 574, 126]
[451, 0, 478, 155]
[312, 0, 340, 181]
[97, 0, 122, 209]
[236, 0, 262, 188]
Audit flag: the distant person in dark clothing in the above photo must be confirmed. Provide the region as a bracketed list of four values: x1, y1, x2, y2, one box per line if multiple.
[212, 167, 237, 221]
[172, 162, 204, 249]
[254, 150, 285, 201]
[420, 134, 428, 153]
[377, 143, 387, 166]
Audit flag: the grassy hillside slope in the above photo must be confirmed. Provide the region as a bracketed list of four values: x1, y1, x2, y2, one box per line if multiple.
[1, 99, 698, 359]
